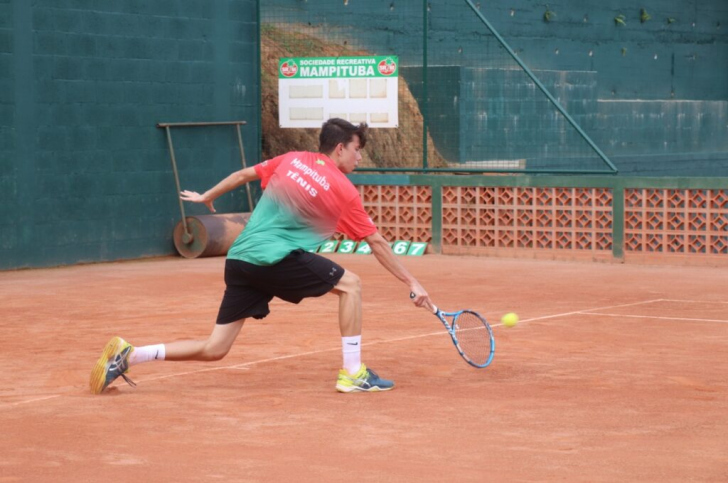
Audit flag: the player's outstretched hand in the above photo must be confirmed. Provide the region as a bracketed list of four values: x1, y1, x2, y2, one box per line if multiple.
[180, 190, 216, 213]
[409, 283, 433, 312]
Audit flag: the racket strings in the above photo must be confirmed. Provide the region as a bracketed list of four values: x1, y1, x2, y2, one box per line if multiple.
[453, 312, 491, 365]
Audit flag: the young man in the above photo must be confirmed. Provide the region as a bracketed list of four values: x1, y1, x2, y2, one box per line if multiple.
[90, 118, 432, 394]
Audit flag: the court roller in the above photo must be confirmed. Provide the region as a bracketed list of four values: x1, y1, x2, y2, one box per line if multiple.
[173, 213, 251, 258]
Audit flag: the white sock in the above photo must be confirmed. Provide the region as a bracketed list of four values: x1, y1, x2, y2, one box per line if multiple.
[342, 335, 362, 374]
[128, 344, 166, 367]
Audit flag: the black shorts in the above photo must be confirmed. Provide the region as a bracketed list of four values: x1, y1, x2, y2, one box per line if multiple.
[216, 249, 345, 324]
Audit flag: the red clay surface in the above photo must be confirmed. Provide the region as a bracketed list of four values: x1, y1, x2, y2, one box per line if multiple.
[1, 254, 727, 482]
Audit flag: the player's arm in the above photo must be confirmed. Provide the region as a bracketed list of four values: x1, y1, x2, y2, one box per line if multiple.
[180, 166, 260, 213]
[364, 231, 432, 309]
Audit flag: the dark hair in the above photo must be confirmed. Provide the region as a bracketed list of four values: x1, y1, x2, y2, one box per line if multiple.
[318, 118, 368, 155]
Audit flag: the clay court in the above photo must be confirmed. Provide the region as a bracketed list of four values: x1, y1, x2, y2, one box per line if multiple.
[1, 254, 726, 482]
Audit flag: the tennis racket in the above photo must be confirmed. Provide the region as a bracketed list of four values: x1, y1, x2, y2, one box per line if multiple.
[411, 293, 495, 368]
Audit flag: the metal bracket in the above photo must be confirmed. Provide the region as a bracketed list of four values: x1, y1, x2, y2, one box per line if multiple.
[156, 121, 254, 243]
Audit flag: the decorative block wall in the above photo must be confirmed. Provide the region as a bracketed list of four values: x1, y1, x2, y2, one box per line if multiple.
[440, 186, 613, 255]
[353, 182, 727, 264]
[357, 185, 432, 243]
[625, 189, 728, 255]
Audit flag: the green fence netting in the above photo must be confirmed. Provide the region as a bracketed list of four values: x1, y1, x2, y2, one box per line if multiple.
[259, 0, 617, 174]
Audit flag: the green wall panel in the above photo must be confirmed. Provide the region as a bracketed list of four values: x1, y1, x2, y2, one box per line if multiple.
[2, 0, 260, 270]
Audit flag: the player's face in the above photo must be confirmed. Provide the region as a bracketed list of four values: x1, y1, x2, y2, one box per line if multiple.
[337, 135, 362, 174]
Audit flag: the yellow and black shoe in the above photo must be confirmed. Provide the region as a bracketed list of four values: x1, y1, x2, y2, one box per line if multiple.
[89, 336, 136, 394]
[336, 364, 394, 393]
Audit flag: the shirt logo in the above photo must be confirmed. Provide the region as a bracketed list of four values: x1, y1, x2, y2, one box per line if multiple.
[316, 159, 325, 166]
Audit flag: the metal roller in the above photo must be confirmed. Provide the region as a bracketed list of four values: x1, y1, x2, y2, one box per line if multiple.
[173, 213, 251, 258]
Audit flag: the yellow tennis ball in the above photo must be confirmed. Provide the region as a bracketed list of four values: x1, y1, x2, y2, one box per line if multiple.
[501, 312, 519, 328]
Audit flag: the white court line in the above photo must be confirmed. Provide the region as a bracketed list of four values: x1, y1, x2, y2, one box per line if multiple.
[2, 395, 62, 408]
[507, 299, 665, 325]
[141, 365, 250, 382]
[0, 298, 664, 410]
[224, 299, 666, 367]
[581, 312, 728, 324]
[656, 299, 728, 305]
[142, 348, 338, 382]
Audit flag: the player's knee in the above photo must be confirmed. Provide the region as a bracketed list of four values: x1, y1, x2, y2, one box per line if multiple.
[338, 271, 361, 295]
[201, 342, 230, 361]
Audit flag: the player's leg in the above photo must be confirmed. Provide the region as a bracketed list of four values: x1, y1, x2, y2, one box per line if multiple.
[161, 319, 245, 361]
[144, 260, 271, 363]
[90, 259, 271, 394]
[329, 269, 362, 337]
[90, 320, 246, 394]
[262, 250, 362, 372]
[256, 249, 392, 392]
[329, 271, 394, 393]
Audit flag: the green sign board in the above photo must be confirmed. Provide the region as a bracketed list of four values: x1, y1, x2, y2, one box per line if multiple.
[279, 56, 398, 79]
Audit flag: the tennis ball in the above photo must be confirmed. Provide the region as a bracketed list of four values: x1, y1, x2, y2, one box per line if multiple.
[501, 312, 519, 328]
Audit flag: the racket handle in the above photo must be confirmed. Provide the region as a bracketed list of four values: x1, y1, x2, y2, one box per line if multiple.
[410, 292, 438, 314]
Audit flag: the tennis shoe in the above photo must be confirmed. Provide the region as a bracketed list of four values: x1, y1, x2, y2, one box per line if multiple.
[89, 336, 137, 394]
[336, 364, 394, 393]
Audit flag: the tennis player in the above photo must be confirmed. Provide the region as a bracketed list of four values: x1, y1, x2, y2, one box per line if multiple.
[90, 118, 432, 394]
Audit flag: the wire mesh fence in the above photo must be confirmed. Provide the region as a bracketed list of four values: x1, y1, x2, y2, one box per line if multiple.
[260, 0, 616, 174]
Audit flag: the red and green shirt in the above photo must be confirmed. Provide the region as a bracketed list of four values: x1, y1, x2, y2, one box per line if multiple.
[227, 151, 377, 265]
